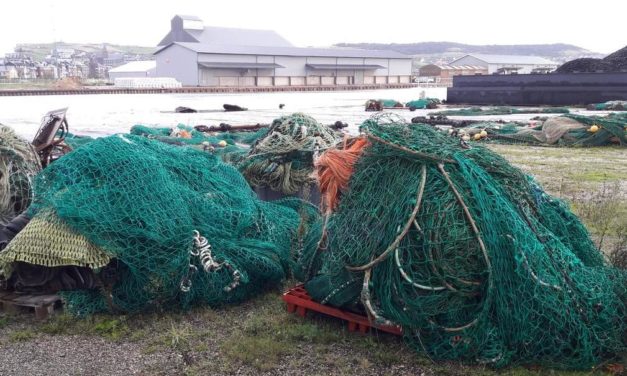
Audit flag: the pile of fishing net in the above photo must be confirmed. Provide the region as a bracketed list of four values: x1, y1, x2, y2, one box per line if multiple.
[130, 124, 269, 164]
[0, 126, 40, 226]
[405, 98, 440, 110]
[429, 107, 570, 116]
[239, 113, 339, 195]
[297, 115, 626, 369]
[586, 100, 627, 111]
[477, 114, 627, 146]
[62, 132, 95, 150]
[0, 134, 317, 315]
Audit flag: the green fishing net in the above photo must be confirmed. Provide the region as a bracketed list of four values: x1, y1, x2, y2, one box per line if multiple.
[298, 115, 626, 369]
[16, 134, 315, 315]
[239, 113, 339, 194]
[0, 126, 40, 225]
[480, 114, 626, 147]
[429, 107, 570, 116]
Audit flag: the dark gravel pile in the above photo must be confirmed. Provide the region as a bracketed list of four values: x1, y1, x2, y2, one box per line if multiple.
[556, 45, 627, 73]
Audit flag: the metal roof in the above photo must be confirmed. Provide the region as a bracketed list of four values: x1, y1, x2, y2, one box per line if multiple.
[451, 54, 559, 65]
[108, 61, 156, 73]
[424, 65, 487, 70]
[187, 26, 293, 48]
[306, 64, 385, 70]
[198, 62, 284, 69]
[156, 42, 410, 59]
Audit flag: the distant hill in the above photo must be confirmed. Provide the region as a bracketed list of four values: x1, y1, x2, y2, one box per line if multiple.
[334, 42, 602, 65]
[14, 42, 155, 61]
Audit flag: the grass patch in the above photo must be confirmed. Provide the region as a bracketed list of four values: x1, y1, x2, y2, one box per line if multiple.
[568, 171, 624, 182]
[8, 329, 37, 342]
[221, 335, 292, 372]
[0, 316, 10, 329]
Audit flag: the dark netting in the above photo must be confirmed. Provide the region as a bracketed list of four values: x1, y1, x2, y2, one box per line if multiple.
[1, 134, 316, 315]
[298, 115, 626, 369]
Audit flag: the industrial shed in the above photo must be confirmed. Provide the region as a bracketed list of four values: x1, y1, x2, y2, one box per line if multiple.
[417, 64, 487, 86]
[108, 61, 157, 81]
[155, 15, 413, 87]
[449, 54, 558, 74]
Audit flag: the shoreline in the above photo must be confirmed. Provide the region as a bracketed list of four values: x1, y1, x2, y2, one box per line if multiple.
[0, 83, 445, 97]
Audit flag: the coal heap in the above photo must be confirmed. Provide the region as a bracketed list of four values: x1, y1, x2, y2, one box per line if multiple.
[556, 45, 627, 73]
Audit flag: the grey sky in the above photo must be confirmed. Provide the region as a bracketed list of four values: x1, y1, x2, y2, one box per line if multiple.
[1, 0, 624, 55]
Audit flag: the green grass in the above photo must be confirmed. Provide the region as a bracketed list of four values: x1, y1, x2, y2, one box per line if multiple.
[8, 328, 37, 342]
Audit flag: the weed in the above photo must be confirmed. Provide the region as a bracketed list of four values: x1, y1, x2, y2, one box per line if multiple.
[221, 335, 292, 372]
[8, 329, 37, 342]
[91, 317, 130, 340]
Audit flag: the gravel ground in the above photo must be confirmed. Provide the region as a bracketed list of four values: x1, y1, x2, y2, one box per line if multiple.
[0, 335, 184, 376]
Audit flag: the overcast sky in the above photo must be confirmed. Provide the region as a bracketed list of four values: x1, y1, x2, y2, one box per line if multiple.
[1, 0, 624, 55]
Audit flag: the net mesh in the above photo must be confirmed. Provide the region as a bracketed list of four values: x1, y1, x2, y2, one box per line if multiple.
[15, 134, 315, 315]
[0, 126, 41, 225]
[429, 107, 570, 116]
[298, 114, 626, 369]
[434, 113, 627, 147]
[239, 113, 339, 194]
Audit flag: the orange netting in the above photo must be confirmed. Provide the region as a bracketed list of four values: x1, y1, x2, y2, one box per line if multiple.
[315, 136, 370, 213]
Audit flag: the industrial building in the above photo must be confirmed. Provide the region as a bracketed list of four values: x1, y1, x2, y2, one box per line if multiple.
[108, 61, 157, 81]
[417, 64, 487, 86]
[449, 54, 559, 74]
[155, 15, 413, 87]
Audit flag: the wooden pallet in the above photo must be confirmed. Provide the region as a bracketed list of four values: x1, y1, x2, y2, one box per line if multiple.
[0, 290, 61, 319]
[282, 284, 402, 336]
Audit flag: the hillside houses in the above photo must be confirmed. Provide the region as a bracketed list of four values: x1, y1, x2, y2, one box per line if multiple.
[0, 44, 154, 80]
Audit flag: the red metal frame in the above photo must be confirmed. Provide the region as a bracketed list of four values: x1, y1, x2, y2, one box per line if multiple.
[282, 284, 402, 336]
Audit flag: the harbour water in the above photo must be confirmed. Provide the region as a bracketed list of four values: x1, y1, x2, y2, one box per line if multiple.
[0, 87, 445, 140]
[0, 87, 600, 140]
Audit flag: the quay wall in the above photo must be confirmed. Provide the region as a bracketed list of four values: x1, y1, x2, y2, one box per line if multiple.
[447, 73, 627, 105]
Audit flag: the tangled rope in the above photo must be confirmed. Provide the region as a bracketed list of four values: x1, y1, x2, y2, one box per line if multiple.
[298, 116, 626, 369]
[0, 126, 41, 226]
[239, 113, 339, 194]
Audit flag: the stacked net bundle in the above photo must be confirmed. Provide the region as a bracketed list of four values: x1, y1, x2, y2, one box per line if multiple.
[130, 124, 223, 146]
[587, 100, 626, 111]
[0, 126, 41, 225]
[1, 134, 316, 315]
[405, 98, 440, 110]
[62, 132, 95, 150]
[297, 115, 626, 369]
[481, 114, 626, 146]
[429, 107, 570, 116]
[130, 125, 269, 165]
[239, 113, 339, 194]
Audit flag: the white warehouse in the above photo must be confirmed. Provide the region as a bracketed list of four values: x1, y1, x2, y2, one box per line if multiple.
[155, 15, 413, 87]
[449, 54, 559, 74]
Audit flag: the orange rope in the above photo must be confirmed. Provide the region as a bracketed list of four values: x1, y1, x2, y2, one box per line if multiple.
[316, 136, 370, 213]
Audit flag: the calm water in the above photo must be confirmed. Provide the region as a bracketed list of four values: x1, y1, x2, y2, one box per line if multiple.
[0, 87, 598, 140]
[0, 88, 446, 140]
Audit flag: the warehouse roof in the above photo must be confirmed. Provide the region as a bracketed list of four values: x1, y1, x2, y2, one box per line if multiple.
[451, 54, 558, 65]
[159, 16, 293, 47]
[421, 64, 487, 70]
[109, 61, 156, 73]
[156, 42, 410, 59]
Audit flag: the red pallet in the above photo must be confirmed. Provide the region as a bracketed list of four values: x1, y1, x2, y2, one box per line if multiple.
[282, 284, 402, 336]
